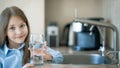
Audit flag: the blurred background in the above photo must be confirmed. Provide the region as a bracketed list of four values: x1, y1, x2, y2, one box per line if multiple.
[0, 0, 120, 50]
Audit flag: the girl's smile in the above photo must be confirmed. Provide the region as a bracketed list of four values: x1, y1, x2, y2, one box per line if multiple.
[7, 15, 28, 48]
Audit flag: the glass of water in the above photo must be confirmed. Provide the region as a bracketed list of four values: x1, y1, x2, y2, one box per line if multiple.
[29, 34, 45, 65]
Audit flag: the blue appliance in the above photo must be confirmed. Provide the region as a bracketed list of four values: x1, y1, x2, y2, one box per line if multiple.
[62, 17, 104, 51]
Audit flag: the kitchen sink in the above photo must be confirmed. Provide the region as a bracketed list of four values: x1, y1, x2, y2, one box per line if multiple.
[62, 54, 115, 64]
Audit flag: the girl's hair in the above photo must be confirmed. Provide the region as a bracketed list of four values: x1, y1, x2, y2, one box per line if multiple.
[0, 6, 30, 65]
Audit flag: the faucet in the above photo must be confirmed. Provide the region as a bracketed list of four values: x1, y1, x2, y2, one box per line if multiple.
[99, 45, 105, 56]
[78, 19, 119, 63]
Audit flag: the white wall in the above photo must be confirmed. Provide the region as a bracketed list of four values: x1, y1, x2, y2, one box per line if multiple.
[0, 0, 45, 34]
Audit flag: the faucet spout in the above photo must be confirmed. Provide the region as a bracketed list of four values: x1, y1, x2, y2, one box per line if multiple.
[79, 19, 119, 64]
[99, 41, 106, 56]
[79, 19, 119, 51]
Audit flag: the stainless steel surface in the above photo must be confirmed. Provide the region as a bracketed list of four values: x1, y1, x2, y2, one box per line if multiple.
[50, 47, 119, 68]
[78, 19, 119, 51]
[78, 19, 119, 63]
[62, 54, 113, 64]
[53, 47, 118, 65]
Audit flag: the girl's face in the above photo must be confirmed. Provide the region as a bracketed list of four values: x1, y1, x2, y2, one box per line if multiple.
[7, 16, 28, 45]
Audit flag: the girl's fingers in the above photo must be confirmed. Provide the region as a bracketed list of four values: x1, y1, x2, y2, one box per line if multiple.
[28, 41, 48, 56]
[22, 63, 35, 68]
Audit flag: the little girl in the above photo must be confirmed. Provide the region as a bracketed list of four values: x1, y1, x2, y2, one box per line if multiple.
[0, 6, 63, 68]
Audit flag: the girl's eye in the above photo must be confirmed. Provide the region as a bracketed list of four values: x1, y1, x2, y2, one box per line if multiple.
[20, 24, 25, 28]
[9, 27, 15, 30]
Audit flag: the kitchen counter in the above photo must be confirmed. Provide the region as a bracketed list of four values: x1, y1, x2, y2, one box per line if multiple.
[52, 46, 101, 55]
[35, 63, 119, 68]
[38, 47, 119, 68]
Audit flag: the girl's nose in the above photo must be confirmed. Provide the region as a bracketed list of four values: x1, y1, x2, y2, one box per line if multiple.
[16, 28, 22, 34]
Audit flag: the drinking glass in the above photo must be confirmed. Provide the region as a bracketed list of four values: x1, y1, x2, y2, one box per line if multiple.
[29, 34, 45, 65]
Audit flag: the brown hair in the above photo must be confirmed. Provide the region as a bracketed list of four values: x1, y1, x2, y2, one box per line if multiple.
[0, 6, 30, 65]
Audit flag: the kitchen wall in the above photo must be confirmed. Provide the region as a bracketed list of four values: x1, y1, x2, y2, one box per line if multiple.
[0, 0, 45, 34]
[102, 0, 120, 50]
[45, 0, 120, 50]
[45, 0, 102, 44]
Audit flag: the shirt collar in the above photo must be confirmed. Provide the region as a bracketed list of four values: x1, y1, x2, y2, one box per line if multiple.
[4, 42, 25, 55]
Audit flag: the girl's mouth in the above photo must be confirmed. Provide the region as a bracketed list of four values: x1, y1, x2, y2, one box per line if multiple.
[17, 35, 25, 38]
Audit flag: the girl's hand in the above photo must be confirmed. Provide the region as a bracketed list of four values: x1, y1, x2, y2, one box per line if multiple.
[29, 41, 52, 61]
[22, 63, 35, 68]
[42, 42, 52, 61]
[43, 51, 52, 61]
[28, 41, 47, 56]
